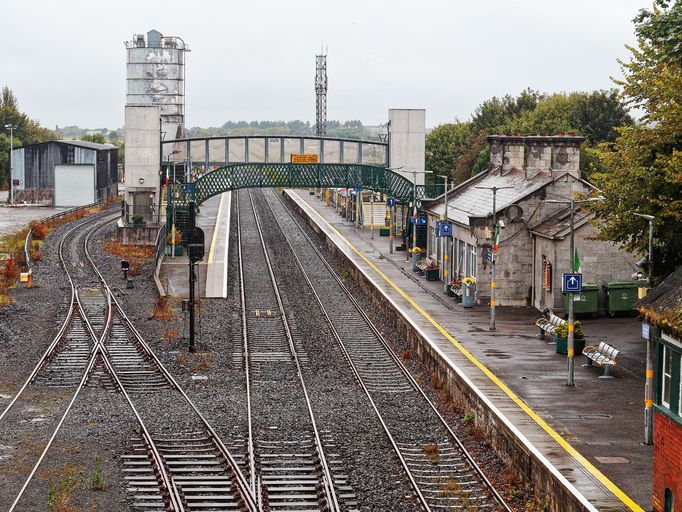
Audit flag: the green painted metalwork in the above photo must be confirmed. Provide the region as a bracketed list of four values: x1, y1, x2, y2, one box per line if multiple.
[169, 163, 417, 206]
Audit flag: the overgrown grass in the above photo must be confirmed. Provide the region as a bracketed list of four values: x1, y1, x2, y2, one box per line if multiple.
[88, 457, 105, 491]
[421, 443, 440, 465]
[152, 296, 175, 321]
[47, 465, 82, 511]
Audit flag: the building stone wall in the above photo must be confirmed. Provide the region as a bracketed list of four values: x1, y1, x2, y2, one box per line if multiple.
[533, 222, 637, 313]
[12, 189, 53, 206]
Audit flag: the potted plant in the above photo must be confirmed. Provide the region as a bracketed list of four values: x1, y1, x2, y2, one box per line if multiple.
[554, 320, 585, 355]
[424, 261, 440, 281]
[167, 230, 184, 256]
[379, 226, 390, 237]
[132, 215, 146, 227]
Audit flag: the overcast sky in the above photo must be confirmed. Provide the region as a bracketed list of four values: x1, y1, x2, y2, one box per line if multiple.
[2, 0, 648, 130]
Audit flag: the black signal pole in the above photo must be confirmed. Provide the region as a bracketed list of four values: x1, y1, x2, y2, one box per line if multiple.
[188, 201, 197, 353]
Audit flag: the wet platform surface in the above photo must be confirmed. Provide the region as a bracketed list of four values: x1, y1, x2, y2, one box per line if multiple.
[286, 189, 652, 512]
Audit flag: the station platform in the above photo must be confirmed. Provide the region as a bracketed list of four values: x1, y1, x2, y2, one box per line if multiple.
[285, 189, 651, 512]
[159, 192, 231, 298]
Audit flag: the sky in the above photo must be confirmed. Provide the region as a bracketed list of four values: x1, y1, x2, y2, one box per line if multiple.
[1, 0, 649, 130]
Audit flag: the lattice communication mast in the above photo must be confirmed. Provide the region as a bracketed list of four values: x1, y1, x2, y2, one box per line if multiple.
[315, 51, 328, 136]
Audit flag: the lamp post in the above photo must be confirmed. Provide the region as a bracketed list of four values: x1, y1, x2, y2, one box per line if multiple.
[476, 186, 514, 331]
[408, 169, 433, 262]
[165, 149, 181, 259]
[545, 195, 605, 385]
[438, 175, 450, 294]
[5, 125, 17, 206]
[633, 212, 655, 445]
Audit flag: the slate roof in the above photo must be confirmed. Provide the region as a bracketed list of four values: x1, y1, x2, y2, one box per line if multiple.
[636, 267, 682, 338]
[426, 167, 561, 226]
[528, 207, 594, 239]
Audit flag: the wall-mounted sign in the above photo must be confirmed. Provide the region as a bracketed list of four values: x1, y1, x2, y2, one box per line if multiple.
[542, 261, 552, 291]
[290, 153, 319, 164]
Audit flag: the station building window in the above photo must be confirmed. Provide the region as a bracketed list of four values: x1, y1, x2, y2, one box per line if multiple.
[657, 335, 681, 418]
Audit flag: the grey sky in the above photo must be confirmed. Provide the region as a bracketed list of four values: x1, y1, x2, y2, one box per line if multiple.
[2, 0, 647, 130]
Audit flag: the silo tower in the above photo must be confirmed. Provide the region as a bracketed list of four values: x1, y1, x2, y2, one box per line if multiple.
[125, 30, 189, 141]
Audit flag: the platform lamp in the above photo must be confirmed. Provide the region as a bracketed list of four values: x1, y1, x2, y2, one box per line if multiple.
[544, 195, 605, 386]
[5, 124, 17, 206]
[633, 212, 655, 445]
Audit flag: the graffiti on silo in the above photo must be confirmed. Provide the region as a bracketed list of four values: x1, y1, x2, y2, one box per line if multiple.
[126, 31, 188, 140]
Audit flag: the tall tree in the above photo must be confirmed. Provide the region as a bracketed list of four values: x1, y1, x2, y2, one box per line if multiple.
[0, 86, 53, 188]
[425, 122, 473, 181]
[589, 0, 682, 279]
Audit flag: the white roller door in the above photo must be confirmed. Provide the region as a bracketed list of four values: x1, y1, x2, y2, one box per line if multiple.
[54, 164, 95, 206]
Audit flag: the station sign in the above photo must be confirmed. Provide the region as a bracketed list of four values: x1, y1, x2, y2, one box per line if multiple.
[411, 215, 427, 226]
[562, 273, 582, 293]
[290, 153, 319, 164]
[386, 198, 396, 208]
[435, 220, 452, 237]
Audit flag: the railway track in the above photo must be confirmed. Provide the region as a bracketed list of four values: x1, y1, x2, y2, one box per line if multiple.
[260, 188, 511, 512]
[3, 209, 258, 512]
[237, 189, 356, 511]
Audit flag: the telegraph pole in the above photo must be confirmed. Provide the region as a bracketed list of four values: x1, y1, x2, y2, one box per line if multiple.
[439, 175, 449, 294]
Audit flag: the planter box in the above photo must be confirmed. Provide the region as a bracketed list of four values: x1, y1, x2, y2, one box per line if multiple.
[555, 336, 585, 355]
[425, 268, 440, 281]
[379, 227, 390, 237]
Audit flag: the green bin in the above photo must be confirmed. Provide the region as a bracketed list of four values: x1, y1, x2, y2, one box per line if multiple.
[604, 281, 639, 316]
[563, 283, 599, 315]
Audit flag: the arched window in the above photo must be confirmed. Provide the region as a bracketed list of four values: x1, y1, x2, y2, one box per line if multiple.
[665, 488, 674, 512]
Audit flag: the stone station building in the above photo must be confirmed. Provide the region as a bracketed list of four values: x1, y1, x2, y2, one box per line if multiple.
[423, 135, 637, 313]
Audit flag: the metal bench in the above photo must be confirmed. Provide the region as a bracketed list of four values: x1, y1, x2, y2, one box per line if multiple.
[535, 310, 566, 340]
[415, 258, 427, 272]
[582, 341, 620, 378]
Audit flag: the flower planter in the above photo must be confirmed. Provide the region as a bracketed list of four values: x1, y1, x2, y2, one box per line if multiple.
[425, 268, 440, 281]
[554, 336, 585, 355]
[174, 246, 184, 256]
[379, 227, 390, 237]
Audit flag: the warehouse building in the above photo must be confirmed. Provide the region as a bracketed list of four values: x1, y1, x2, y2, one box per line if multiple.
[10, 140, 118, 206]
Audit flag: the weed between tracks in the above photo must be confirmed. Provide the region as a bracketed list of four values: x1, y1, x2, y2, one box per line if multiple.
[152, 296, 175, 321]
[175, 352, 215, 373]
[101, 238, 154, 277]
[421, 443, 440, 464]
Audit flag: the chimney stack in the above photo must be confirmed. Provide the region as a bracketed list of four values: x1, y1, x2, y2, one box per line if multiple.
[551, 135, 584, 179]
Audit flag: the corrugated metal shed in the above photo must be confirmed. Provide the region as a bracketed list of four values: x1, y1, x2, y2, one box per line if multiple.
[11, 140, 118, 193]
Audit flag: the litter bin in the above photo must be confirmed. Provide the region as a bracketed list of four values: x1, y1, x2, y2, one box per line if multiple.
[604, 281, 640, 316]
[462, 277, 476, 308]
[412, 248, 422, 272]
[563, 283, 598, 316]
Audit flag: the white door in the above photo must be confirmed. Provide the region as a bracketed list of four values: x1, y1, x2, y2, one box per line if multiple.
[54, 164, 95, 206]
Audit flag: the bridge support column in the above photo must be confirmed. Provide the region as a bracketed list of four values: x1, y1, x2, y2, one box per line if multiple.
[388, 109, 426, 185]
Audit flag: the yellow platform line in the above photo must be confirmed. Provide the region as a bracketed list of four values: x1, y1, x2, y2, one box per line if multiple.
[292, 191, 643, 512]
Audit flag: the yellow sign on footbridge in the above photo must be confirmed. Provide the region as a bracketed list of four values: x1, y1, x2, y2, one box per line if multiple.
[290, 153, 319, 164]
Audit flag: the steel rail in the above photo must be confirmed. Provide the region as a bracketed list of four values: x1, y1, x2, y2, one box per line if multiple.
[245, 189, 341, 512]
[270, 189, 512, 511]
[8, 290, 101, 512]
[234, 192, 258, 499]
[80, 215, 258, 511]
[0, 211, 110, 423]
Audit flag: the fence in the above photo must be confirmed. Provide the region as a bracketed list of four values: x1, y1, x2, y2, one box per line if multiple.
[23, 201, 103, 271]
[122, 201, 162, 225]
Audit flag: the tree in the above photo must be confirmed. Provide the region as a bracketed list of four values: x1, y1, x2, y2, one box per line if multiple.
[589, 0, 682, 279]
[425, 122, 473, 181]
[0, 86, 53, 189]
[81, 133, 107, 144]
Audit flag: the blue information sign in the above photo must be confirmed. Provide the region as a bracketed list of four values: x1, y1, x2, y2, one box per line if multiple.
[486, 249, 493, 262]
[562, 273, 583, 293]
[435, 221, 452, 237]
[386, 198, 396, 207]
[411, 216, 427, 226]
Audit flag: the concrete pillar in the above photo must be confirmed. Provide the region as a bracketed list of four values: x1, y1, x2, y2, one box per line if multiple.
[388, 109, 426, 185]
[124, 105, 161, 220]
[551, 135, 584, 179]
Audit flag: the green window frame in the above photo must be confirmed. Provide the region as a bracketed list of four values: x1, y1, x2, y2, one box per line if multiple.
[656, 335, 682, 422]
